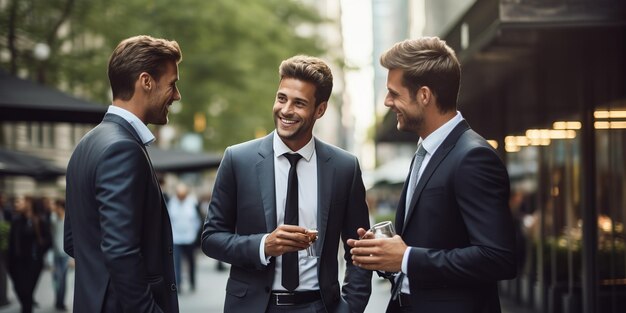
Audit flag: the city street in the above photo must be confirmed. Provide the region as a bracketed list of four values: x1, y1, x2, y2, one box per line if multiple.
[0, 255, 390, 313]
[1, 255, 529, 313]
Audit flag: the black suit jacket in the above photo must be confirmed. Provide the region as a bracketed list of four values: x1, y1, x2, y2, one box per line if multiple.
[390, 120, 516, 313]
[202, 133, 372, 313]
[65, 114, 179, 313]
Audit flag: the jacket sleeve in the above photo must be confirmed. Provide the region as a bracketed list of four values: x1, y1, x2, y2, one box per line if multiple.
[340, 158, 372, 313]
[201, 147, 266, 270]
[95, 140, 163, 313]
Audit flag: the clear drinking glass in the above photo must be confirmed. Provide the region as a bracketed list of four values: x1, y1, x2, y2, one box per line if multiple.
[304, 229, 319, 258]
[364, 221, 396, 239]
[364, 221, 397, 279]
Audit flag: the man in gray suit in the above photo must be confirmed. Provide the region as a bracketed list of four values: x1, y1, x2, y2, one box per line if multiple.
[202, 55, 372, 313]
[65, 35, 182, 313]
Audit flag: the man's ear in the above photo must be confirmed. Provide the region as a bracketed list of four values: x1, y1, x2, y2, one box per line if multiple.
[315, 101, 328, 119]
[139, 72, 152, 91]
[418, 86, 432, 105]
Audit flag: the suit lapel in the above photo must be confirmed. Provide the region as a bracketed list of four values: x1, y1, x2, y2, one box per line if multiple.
[314, 139, 333, 256]
[256, 134, 277, 232]
[403, 120, 470, 230]
[395, 165, 412, 235]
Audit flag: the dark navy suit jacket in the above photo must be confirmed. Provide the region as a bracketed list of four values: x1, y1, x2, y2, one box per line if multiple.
[390, 120, 517, 313]
[65, 114, 179, 313]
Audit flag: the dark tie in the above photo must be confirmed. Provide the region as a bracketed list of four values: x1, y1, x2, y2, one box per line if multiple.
[282, 153, 302, 291]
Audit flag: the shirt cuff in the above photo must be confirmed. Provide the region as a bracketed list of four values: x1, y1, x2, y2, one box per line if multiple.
[260, 234, 271, 265]
[401, 246, 411, 274]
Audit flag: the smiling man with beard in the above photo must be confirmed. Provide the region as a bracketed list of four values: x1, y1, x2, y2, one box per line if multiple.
[65, 35, 182, 313]
[202, 55, 372, 313]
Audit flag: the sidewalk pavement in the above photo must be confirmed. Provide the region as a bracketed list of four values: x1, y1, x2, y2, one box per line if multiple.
[0, 255, 527, 313]
[0, 254, 390, 313]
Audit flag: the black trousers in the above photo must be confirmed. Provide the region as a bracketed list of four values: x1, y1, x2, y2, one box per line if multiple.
[8, 259, 43, 313]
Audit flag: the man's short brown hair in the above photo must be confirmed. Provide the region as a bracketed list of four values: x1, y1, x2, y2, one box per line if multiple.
[380, 37, 460, 113]
[108, 35, 182, 101]
[278, 55, 333, 106]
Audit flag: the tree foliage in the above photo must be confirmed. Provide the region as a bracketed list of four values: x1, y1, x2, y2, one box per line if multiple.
[1, 0, 325, 151]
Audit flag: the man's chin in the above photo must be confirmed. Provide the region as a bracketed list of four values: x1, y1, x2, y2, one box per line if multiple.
[276, 128, 294, 139]
[152, 116, 168, 126]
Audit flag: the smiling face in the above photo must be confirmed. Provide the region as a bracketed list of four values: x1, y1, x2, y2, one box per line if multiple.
[273, 78, 327, 151]
[144, 61, 180, 125]
[384, 68, 425, 134]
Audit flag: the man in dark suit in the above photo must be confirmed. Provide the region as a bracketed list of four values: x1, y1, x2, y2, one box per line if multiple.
[64, 35, 182, 313]
[202, 55, 372, 313]
[348, 37, 517, 313]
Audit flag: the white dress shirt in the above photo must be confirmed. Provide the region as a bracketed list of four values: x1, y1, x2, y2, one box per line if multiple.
[400, 111, 464, 294]
[107, 105, 155, 146]
[258, 131, 319, 291]
[167, 194, 201, 245]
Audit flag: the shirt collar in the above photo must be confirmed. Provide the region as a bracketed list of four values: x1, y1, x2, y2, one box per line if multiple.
[107, 105, 156, 146]
[273, 131, 315, 162]
[419, 111, 464, 155]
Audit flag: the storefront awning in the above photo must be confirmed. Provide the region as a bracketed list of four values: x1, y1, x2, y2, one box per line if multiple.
[147, 146, 222, 173]
[0, 70, 106, 124]
[0, 147, 65, 180]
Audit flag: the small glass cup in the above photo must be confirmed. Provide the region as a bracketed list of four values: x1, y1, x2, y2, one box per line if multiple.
[304, 229, 319, 259]
[363, 221, 398, 279]
[364, 221, 396, 239]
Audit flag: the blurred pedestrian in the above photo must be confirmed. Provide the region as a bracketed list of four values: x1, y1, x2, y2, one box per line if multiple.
[64, 35, 182, 313]
[348, 37, 516, 313]
[0, 193, 11, 307]
[202, 55, 372, 313]
[8, 196, 52, 313]
[50, 199, 68, 311]
[167, 183, 201, 292]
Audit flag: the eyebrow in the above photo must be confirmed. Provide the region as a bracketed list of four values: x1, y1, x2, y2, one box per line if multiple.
[276, 92, 310, 104]
[387, 88, 400, 95]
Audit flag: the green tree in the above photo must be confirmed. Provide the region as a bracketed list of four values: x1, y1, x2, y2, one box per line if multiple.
[1, 0, 325, 151]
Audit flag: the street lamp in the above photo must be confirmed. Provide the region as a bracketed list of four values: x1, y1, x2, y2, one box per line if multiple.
[33, 42, 50, 61]
[32, 42, 50, 83]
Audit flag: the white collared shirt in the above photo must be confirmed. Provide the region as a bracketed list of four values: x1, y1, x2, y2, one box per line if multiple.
[258, 131, 319, 291]
[107, 105, 155, 146]
[401, 111, 464, 294]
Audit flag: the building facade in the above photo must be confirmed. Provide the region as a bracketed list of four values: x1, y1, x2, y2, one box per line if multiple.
[375, 1, 626, 312]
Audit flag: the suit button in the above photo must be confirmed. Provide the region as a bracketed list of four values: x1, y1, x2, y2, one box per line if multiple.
[170, 284, 177, 292]
[168, 247, 173, 254]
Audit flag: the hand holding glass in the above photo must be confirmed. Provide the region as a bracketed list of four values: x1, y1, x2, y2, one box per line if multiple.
[362, 221, 396, 239]
[362, 221, 398, 278]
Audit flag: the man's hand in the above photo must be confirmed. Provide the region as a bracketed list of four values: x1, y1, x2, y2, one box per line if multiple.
[347, 234, 407, 272]
[264, 224, 311, 257]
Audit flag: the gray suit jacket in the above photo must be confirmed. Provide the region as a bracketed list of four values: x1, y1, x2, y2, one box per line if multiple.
[65, 114, 179, 313]
[202, 132, 372, 313]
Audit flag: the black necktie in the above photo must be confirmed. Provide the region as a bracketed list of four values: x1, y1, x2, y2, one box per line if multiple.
[282, 153, 302, 291]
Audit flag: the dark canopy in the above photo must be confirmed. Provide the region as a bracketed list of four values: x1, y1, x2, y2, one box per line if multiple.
[0, 70, 106, 124]
[0, 147, 65, 180]
[147, 146, 222, 173]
